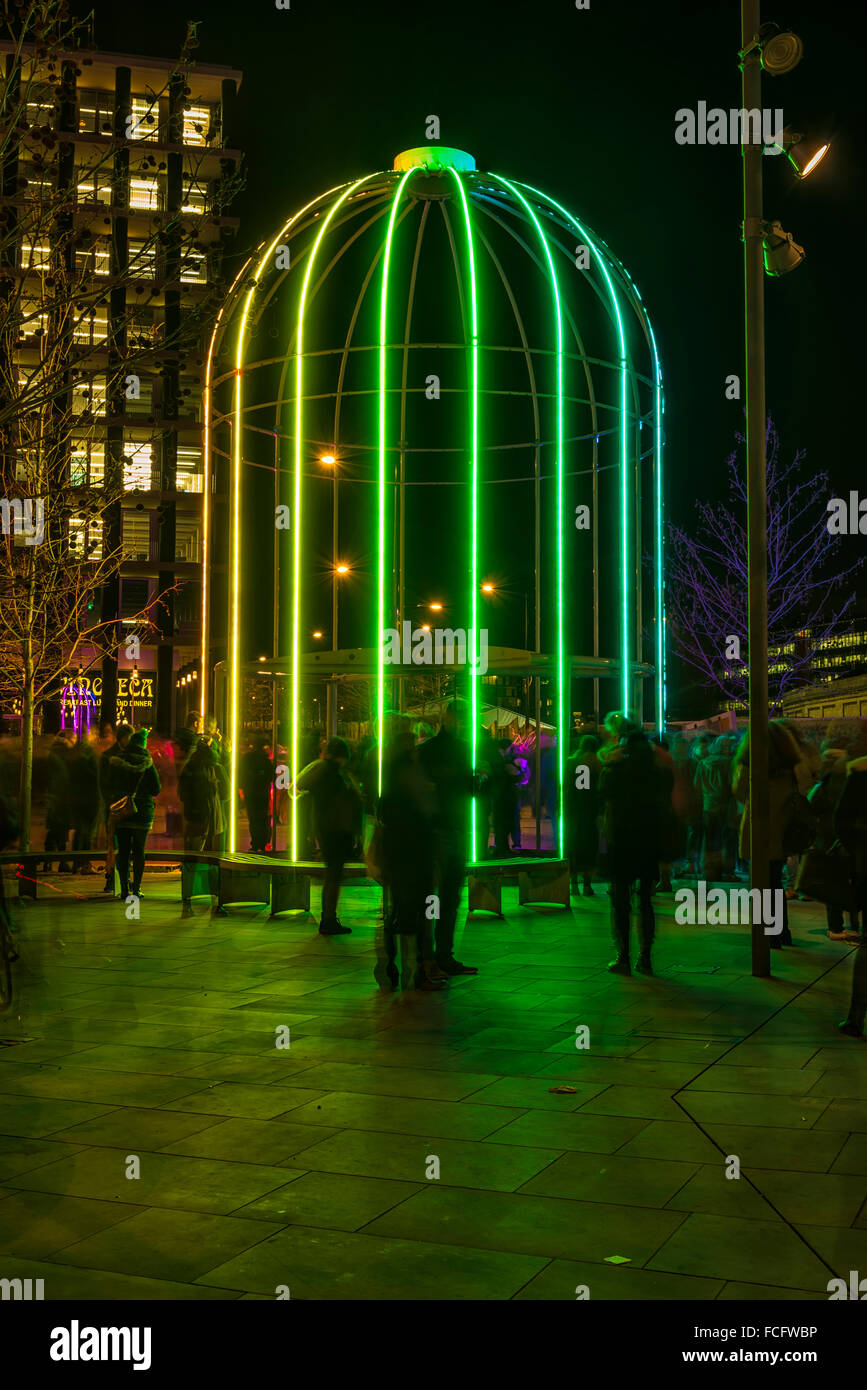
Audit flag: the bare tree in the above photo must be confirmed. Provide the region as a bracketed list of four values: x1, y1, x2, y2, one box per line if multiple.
[0, 0, 242, 844]
[666, 420, 862, 713]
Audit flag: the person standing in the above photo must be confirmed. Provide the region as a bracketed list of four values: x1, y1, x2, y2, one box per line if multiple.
[43, 729, 75, 872]
[694, 735, 734, 882]
[178, 734, 223, 917]
[565, 733, 601, 896]
[295, 737, 361, 935]
[99, 722, 133, 893]
[418, 700, 478, 977]
[598, 712, 673, 976]
[835, 755, 867, 1036]
[376, 725, 442, 990]
[239, 736, 275, 853]
[731, 721, 808, 949]
[69, 730, 100, 874]
[114, 729, 161, 901]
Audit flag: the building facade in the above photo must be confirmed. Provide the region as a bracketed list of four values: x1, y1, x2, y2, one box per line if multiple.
[0, 39, 242, 733]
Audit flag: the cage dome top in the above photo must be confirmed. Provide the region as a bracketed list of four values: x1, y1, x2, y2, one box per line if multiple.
[393, 145, 476, 172]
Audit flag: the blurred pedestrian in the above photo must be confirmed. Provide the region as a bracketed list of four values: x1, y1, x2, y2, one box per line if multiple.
[731, 721, 809, 949]
[43, 728, 75, 872]
[598, 712, 673, 976]
[565, 733, 601, 895]
[418, 700, 479, 976]
[69, 730, 100, 873]
[114, 729, 161, 902]
[375, 723, 442, 990]
[239, 736, 275, 853]
[695, 735, 734, 882]
[99, 722, 133, 893]
[295, 736, 361, 935]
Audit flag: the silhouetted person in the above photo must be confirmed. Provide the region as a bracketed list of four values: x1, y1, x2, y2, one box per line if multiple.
[376, 727, 442, 990]
[418, 701, 478, 976]
[295, 737, 361, 935]
[178, 734, 223, 917]
[43, 729, 75, 872]
[836, 756, 867, 1036]
[240, 736, 275, 853]
[566, 734, 601, 895]
[69, 731, 100, 874]
[599, 712, 673, 976]
[114, 729, 161, 901]
[99, 722, 133, 893]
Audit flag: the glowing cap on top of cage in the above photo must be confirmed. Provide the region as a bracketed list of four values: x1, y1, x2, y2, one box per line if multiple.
[203, 144, 666, 860]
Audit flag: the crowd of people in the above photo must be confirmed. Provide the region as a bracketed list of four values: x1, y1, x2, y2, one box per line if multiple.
[3, 705, 867, 1033]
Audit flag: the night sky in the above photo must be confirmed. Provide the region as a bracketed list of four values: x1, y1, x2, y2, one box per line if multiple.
[90, 0, 867, 719]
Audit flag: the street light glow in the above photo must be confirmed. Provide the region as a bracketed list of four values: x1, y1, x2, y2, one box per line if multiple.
[336, 563, 349, 575]
[320, 453, 336, 465]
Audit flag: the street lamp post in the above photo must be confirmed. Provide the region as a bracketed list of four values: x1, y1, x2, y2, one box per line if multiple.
[741, 0, 770, 977]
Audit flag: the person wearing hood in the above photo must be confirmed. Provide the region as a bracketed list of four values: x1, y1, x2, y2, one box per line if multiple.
[111, 729, 160, 901]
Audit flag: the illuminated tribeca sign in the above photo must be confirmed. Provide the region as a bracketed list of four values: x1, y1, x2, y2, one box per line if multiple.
[204, 147, 665, 863]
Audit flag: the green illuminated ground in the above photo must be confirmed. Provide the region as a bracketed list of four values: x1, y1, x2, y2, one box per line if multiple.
[0, 882, 859, 1299]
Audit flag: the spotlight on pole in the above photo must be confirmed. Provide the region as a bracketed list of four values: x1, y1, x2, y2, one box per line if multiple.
[762, 220, 805, 275]
[778, 127, 830, 179]
[759, 26, 804, 75]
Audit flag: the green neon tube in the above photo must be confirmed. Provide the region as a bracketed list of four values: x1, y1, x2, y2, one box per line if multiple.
[446, 168, 480, 865]
[378, 166, 419, 797]
[292, 175, 377, 859]
[514, 182, 631, 717]
[226, 183, 348, 852]
[493, 176, 565, 860]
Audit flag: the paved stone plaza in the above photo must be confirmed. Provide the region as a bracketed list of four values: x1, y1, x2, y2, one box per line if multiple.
[0, 873, 865, 1300]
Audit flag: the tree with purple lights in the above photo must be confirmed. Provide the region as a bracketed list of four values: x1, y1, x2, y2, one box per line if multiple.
[666, 421, 861, 713]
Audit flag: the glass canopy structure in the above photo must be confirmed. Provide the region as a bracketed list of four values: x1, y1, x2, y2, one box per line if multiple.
[202, 146, 665, 861]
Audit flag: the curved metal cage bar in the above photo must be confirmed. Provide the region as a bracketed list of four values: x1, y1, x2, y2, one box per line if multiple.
[202, 152, 665, 862]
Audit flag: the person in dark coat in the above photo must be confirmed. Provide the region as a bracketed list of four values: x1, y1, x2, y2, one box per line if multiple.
[295, 737, 362, 935]
[99, 722, 133, 893]
[835, 757, 867, 1036]
[566, 734, 601, 895]
[69, 731, 100, 873]
[178, 734, 223, 917]
[239, 736, 275, 853]
[375, 727, 441, 990]
[598, 713, 674, 976]
[417, 700, 479, 976]
[113, 729, 161, 900]
[43, 730, 75, 872]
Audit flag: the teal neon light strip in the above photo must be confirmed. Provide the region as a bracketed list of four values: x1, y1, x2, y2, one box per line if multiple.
[493, 176, 566, 859]
[514, 182, 631, 716]
[378, 166, 420, 796]
[292, 175, 377, 859]
[446, 168, 480, 864]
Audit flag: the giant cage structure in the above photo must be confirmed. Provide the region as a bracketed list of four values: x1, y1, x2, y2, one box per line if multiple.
[202, 145, 665, 863]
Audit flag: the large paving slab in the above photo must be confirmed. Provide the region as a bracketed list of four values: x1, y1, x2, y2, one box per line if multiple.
[1, 878, 864, 1298]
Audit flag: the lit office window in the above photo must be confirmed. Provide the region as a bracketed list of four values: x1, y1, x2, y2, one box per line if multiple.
[78, 90, 115, 135]
[123, 440, 153, 492]
[129, 97, 160, 141]
[174, 518, 200, 562]
[176, 447, 203, 493]
[182, 105, 211, 145]
[122, 513, 151, 560]
[19, 241, 52, 272]
[179, 248, 207, 284]
[68, 517, 104, 560]
[70, 441, 105, 488]
[129, 177, 160, 211]
[73, 306, 108, 346]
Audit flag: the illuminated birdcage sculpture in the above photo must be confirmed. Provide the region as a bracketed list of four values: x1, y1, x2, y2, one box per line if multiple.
[203, 146, 665, 863]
